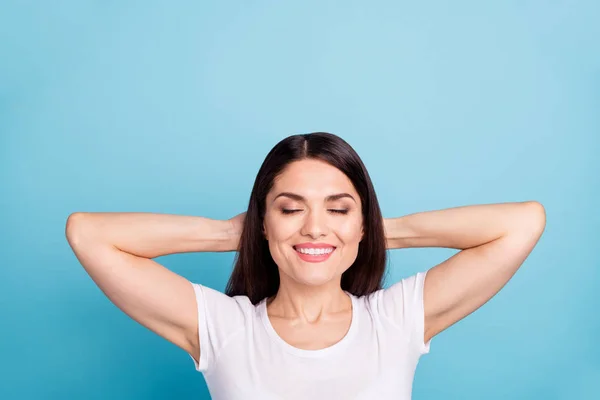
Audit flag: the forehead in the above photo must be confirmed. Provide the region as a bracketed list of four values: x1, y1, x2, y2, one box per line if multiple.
[270, 159, 358, 199]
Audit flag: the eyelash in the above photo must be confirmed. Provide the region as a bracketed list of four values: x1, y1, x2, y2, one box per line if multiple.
[281, 209, 349, 215]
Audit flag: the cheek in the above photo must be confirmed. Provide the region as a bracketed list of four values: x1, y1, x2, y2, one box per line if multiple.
[265, 217, 297, 241]
[264, 217, 297, 257]
[336, 219, 363, 242]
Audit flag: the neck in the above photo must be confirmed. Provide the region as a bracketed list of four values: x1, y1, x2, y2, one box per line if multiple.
[267, 277, 351, 323]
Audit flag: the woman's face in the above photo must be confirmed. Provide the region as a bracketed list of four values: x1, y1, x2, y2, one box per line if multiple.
[263, 158, 364, 288]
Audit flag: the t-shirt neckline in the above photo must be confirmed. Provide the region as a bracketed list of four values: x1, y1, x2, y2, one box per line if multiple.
[259, 291, 358, 358]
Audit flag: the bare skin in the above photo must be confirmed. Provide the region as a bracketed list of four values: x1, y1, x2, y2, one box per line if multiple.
[260, 159, 363, 349]
[65, 158, 546, 365]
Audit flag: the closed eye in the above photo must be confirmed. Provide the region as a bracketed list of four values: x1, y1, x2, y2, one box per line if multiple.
[281, 209, 348, 215]
[281, 209, 300, 214]
[330, 209, 349, 215]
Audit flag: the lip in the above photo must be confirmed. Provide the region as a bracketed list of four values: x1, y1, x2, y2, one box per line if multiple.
[294, 246, 336, 263]
[294, 242, 336, 250]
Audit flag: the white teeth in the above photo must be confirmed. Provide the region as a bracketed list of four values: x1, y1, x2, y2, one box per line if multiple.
[296, 247, 334, 255]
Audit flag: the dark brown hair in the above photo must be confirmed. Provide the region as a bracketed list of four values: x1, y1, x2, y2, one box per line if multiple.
[225, 132, 388, 304]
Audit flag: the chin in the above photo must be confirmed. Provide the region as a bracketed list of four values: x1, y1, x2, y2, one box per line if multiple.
[290, 268, 338, 287]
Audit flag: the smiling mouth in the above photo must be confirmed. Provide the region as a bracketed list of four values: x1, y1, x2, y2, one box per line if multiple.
[292, 246, 336, 262]
[292, 245, 336, 252]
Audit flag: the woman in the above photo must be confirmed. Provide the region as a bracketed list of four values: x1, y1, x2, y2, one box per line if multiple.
[65, 132, 546, 399]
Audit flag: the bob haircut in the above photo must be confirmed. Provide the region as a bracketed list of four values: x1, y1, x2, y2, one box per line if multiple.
[225, 132, 388, 305]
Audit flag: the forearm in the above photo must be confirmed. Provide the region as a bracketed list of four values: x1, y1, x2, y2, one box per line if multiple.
[384, 201, 545, 250]
[66, 212, 236, 258]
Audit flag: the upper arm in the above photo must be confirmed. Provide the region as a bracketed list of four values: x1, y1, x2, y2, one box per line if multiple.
[66, 214, 200, 361]
[423, 202, 546, 342]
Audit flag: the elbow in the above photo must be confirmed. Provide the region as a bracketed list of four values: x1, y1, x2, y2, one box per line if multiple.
[65, 212, 90, 246]
[521, 201, 547, 235]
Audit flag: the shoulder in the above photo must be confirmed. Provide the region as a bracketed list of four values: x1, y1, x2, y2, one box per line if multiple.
[190, 282, 256, 324]
[361, 271, 430, 352]
[364, 271, 427, 314]
[189, 282, 259, 372]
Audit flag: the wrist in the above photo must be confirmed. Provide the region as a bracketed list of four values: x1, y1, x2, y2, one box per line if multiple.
[384, 216, 415, 249]
[218, 218, 241, 252]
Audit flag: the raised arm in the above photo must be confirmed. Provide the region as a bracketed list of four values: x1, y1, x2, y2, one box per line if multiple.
[65, 212, 240, 364]
[384, 201, 546, 343]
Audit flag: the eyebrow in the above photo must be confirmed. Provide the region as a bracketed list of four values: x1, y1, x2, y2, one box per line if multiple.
[272, 192, 357, 204]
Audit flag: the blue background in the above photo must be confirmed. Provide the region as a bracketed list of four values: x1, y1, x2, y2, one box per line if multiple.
[1, 1, 598, 399]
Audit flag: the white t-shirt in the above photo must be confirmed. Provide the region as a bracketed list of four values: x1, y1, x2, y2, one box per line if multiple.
[188, 271, 432, 400]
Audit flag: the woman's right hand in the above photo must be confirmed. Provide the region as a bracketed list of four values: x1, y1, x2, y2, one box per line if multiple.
[227, 211, 246, 251]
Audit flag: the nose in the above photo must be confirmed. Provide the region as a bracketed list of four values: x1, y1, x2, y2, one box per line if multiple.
[300, 208, 329, 239]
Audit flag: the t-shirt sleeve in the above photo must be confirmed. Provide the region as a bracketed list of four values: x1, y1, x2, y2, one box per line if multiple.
[375, 270, 432, 355]
[188, 282, 248, 373]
